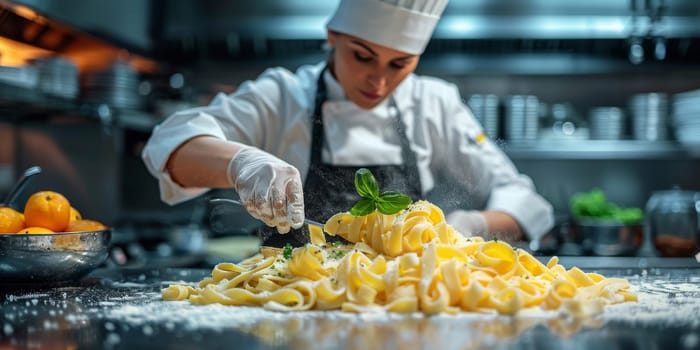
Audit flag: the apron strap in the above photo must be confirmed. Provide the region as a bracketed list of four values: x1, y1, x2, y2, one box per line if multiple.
[309, 65, 328, 166]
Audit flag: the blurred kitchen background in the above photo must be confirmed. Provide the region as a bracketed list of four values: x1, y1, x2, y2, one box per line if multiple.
[1, 0, 699, 265]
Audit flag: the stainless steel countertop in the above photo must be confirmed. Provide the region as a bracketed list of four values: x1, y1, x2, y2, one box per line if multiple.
[545, 256, 699, 269]
[1, 258, 698, 350]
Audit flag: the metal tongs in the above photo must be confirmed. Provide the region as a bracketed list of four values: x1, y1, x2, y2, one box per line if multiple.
[208, 197, 324, 228]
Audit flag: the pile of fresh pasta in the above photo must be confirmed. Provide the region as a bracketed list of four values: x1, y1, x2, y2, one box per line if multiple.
[162, 200, 637, 316]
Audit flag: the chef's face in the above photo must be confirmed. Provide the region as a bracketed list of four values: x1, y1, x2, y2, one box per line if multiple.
[328, 31, 419, 110]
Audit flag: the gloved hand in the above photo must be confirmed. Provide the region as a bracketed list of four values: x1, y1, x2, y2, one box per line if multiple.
[446, 210, 488, 237]
[227, 145, 304, 234]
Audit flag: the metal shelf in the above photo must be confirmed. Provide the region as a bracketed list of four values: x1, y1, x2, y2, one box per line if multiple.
[502, 140, 696, 160]
[0, 81, 80, 118]
[0, 82, 159, 131]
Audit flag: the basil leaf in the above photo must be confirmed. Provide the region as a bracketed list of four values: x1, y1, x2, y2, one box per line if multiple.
[350, 197, 376, 216]
[349, 168, 413, 217]
[376, 191, 412, 215]
[282, 243, 293, 260]
[354, 168, 379, 199]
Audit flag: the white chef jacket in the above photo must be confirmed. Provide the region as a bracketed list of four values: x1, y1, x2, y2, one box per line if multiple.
[142, 62, 554, 240]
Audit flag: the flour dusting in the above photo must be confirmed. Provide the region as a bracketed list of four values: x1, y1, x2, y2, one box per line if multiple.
[91, 271, 700, 333]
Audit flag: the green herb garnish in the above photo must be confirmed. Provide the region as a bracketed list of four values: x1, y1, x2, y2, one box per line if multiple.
[570, 189, 643, 224]
[282, 243, 293, 260]
[329, 249, 348, 260]
[350, 168, 412, 216]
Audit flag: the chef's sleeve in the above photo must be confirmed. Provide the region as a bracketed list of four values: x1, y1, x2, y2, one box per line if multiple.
[441, 85, 554, 241]
[141, 69, 287, 205]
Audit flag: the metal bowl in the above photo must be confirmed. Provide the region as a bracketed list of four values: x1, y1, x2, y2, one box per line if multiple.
[572, 219, 643, 256]
[0, 229, 111, 284]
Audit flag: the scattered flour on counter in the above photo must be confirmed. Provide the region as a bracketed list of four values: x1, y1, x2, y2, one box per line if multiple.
[105, 298, 325, 331]
[600, 275, 700, 327]
[98, 301, 119, 307]
[99, 297, 551, 332]
[99, 290, 458, 333]
[3, 273, 697, 350]
[96, 296, 599, 349]
[104, 332, 121, 347]
[160, 280, 198, 286]
[3, 323, 13, 335]
[91, 275, 700, 335]
[4, 293, 49, 302]
[109, 282, 154, 288]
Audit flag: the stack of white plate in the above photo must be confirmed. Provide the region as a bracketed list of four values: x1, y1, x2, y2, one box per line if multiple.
[29, 57, 79, 99]
[505, 95, 539, 142]
[590, 107, 625, 140]
[629, 93, 669, 141]
[81, 61, 144, 110]
[672, 89, 700, 152]
[0, 65, 39, 89]
[467, 94, 500, 139]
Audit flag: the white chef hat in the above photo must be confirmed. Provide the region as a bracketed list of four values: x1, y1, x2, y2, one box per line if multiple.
[326, 0, 448, 55]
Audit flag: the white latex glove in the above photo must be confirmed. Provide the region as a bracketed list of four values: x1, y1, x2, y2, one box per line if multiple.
[227, 145, 304, 234]
[446, 210, 488, 237]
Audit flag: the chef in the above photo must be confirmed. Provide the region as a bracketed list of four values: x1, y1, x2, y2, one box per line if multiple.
[141, 0, 554, 247]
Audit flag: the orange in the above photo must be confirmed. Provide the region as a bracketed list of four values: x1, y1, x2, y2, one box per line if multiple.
[65, 219, 107, 232]
[24, 191, 71, 232]
[0, 207, 25, 233]
[69, 207, 82, 222]
[18, 226, 54, 234]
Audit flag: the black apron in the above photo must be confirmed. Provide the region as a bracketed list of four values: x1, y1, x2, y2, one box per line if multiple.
[260, 66, 422, 247]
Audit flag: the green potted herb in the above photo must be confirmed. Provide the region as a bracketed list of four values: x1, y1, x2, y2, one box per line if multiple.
[569, 189, 644, 256]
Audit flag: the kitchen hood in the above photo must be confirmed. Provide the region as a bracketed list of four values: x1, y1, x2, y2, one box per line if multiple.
[158, 0, 700, 64]
[161, 0, 700, 40]
[1, 0, 153, 54]
[0, 0, 158, 73]
[1, 0, 699, 66]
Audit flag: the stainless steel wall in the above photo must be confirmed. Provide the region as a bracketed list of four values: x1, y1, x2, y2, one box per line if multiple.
[161, 0, 700, 41]
[172, 60, 700, 218]
[2, 0, 699, 232]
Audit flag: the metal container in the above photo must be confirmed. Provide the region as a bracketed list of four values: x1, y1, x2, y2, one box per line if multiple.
[29, 56, 79, 99]
[589, 107, 625, 140]
[467, 94, 500, 140]
[629, 93, 669, 141]
[572, 219, 643, 256]
[81, 61, 144, 110]
[505, 95, 539, 142]
[0, 229, 111, 284]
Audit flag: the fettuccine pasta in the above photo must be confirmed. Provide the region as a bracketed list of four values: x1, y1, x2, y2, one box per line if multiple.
[162, 200, 636, 316]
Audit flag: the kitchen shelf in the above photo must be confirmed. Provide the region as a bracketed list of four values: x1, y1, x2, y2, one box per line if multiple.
[502, 140, 696, 160]
[0, 81, 159, 131]
[0, 81, 80, 118]
[0, 81, 695, 154]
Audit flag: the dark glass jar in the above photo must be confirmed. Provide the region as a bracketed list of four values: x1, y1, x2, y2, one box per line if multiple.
[645, 187, 700, 257]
